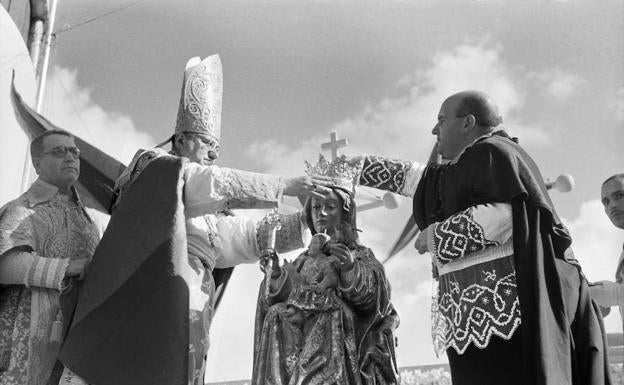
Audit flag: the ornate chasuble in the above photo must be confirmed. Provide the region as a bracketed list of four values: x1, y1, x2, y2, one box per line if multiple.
[0, 179, 101, 385]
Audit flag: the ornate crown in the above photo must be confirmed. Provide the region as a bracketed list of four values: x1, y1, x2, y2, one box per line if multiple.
[304, 154, 360, 192]
[174, 55, 223, 144]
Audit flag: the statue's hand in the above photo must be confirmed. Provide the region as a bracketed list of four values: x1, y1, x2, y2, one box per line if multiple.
[259, 249, 280, 274]
[329, 243, 354, 271]
[284, 305, 304, 325]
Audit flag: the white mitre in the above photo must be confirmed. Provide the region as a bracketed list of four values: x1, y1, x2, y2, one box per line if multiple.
[158, 54, 223, 147]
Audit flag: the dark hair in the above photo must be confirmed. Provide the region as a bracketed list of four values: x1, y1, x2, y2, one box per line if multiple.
[454, 93, 503, 128]
[30, 130, 74, 159]
[603, 173, 624, 186]
[303, 186, 360, 248]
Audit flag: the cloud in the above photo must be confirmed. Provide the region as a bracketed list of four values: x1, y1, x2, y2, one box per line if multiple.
[504, 122, 551, 146]
[527, 69, 587, 101]
[45, 66, 156, 164]
[607, 87, 624, 122]
[248, 44, 538, 174]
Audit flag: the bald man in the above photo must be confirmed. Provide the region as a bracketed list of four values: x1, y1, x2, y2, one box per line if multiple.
[349, 91, 610, 385]
[590, 174, 624, 330]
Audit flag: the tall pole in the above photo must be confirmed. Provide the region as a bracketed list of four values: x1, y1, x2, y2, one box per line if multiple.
[20, 0, 60, 193]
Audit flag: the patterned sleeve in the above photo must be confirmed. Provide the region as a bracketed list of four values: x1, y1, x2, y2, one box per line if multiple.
[0, 203, 35, 257]
[213, 212, 307, 269]
[184, 163, 284, 215]
[427, 203, 512, 265]
[0, 250, 68, 291]
[358, 155, 426, 197]
[256, 212, 309, 254]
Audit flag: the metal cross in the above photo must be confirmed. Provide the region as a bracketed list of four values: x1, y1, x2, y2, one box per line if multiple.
[321, 132, 348, 161]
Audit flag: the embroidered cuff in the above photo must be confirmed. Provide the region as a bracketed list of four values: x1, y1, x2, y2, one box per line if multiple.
[257, 212, 306, 253]
[358, 155, 413, 194]
[433, 208, 499, 264]
[25, 256, 69, 291]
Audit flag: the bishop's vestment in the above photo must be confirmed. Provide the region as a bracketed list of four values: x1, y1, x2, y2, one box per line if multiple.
[0, 178, 106, 385]
[59, 150, 307, 385]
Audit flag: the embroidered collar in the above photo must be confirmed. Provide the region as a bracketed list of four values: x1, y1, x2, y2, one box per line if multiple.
[25, 178, 93, 222]
[449, 127, 504, 164]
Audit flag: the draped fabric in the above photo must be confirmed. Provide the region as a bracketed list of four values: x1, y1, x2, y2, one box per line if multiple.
[59, 156, 190, 385]
[413, 131, 611, 385]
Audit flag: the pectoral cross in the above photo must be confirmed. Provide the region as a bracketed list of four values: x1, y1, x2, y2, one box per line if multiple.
[321, 132, 347, 161]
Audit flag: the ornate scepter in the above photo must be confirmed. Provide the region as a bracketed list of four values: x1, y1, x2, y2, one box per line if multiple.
[262, 209, 282, 297]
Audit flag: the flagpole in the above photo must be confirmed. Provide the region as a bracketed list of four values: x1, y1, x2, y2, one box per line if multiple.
[20, 0, 60, 193]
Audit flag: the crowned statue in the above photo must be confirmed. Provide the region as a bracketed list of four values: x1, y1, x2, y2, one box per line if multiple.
[252, 154, 401, 385]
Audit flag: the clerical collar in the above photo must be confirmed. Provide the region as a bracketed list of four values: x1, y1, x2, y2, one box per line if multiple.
[25, 178, 93, 222]
[449, 127, 504, 164]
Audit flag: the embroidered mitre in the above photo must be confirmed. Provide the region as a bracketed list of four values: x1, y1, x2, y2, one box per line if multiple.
[305, 154, 360, 192]
[174, 55, 223, 143]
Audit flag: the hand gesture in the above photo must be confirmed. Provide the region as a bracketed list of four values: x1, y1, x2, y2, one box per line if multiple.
[329, 243, 354, 271]
[283, 176, 333, 199]
[260, 249, 281, 278]
[414, 224, 434, 254]
[65, 258, 89, 279]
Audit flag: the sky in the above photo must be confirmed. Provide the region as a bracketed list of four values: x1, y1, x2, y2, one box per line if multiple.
[2, 0, 624, 382]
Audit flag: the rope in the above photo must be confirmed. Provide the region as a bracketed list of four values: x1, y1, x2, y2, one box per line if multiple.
[55, 0, 145, 35]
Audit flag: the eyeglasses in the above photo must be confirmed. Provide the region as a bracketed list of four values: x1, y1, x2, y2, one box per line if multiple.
[42, 146, 81, 158]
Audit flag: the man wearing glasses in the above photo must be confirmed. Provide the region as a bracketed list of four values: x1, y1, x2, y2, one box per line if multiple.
[0, 130, 107, 385]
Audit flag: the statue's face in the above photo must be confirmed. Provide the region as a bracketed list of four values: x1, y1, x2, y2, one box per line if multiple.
[310, 191, 343, 235]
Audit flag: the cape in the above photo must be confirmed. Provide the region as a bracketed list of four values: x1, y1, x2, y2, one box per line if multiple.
[413, 131, 611, 385]
[59, 156, 191, 384]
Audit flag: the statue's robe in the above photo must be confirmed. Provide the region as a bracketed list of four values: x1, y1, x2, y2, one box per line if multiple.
[59, 151, 307, 385]
[0, 179, 105, 385]
[252, 246, 400, 385]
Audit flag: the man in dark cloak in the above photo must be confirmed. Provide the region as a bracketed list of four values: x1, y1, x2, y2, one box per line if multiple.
[350, 90, 611, 385]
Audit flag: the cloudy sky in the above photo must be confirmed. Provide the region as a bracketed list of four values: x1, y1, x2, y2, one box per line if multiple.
[2, 0, 624, 382]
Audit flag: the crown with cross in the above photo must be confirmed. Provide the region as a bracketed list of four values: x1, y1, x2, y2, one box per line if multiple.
[305, 132, 360, 192]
